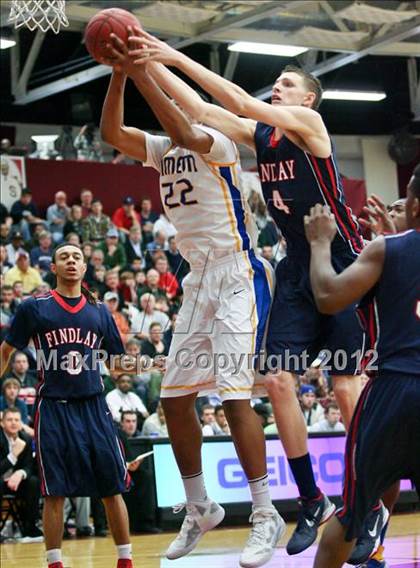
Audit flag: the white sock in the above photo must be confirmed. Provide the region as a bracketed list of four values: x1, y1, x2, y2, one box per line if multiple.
[249, 474, 273, 509]
[182, 471, 208, 503]
[117, 544, 132, 560]
[46, 549, 62, 564]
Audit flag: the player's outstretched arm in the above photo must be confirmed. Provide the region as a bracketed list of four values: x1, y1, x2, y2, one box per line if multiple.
[149, 63, 256, 150]
[0, 341, 16, 378]
[129, 30, 329, 153]
[100, 68, 147, 161]
[105, 33, 214, 154]
[304, 204, 385, 314]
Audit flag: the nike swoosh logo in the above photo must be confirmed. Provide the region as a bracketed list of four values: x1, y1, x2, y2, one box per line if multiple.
[305, 518, 315, 527]
[233, 289, 245, 295]
[368, 516, 380, 537]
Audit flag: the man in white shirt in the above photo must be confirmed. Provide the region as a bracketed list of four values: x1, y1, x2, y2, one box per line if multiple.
[129, 293, 169, 340]
[141, 402, 168, 437]
[308, 404, 345, 433]
[106, 375, 149, 423]
[153, 214, 177, 239]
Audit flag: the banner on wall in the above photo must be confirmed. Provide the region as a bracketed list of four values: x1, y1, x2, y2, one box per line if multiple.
[0, 155, 26, 209]
[153, 436, 412, 507]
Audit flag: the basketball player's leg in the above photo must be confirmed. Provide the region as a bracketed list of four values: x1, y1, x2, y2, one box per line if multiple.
[313, 516, 355, 568]
[43, 496, 65, 551]
[331, 374, 362, 430]
[264, 270, 335, 555]
[102, 494, 130, 545]
[161, 393, 202, 475]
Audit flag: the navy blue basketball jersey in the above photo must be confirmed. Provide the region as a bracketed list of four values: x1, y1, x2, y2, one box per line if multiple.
[254, 122, 364, 260]
[371, 229, 420, 377]
[6, 291, 124, 399]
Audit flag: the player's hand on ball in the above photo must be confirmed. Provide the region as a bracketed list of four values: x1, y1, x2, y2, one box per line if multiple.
[100, 27, 146, 77]
[304, 204, 337, 244]
[128, 28, 180, 66]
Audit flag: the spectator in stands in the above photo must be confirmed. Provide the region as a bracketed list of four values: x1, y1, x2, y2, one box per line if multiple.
[200, 404, 216, 431]
[119, 271, 137, 305]
[125, 338, 149, 405]
[27, 222, 46, 250]
[46, 190, 70, 243]
[30, 230, 53, 278]
[124, 225, 145, 268]
[137, 269, 166, 302]
[85, 248, 105, 284]
[141, 401, 168, 437]
[153, 213, 177, 239]
[155, 255, 179, 299]
[0, 222, 11, 243]
[98, 227, 127, 272]
[63, 498, 92, 539]
[63, 204, 84, 240]
[141, 323, 168, 360]
[103, 291, 130, 344]
[89, 266, 107, 298]
[0, 245, 12, 275]
[203, 405, 230, 436]
[4, 251, 42, 293]
[163, 311, 177, 352]
[165, 236, 189, 282]
[104, 270, 124, 308]
[9, 351, 37, 417]
[299, 384, 324, 427]
[74, 124, 103, 162]
[0, 286, 14, 341]
[0, 138, 11, 154]
[81, 199, 111, 243]
[105, 374, 148, 423]
[10, 188, 44, 241]
[65, 232, 81, 246]
[139, 197, 159, 226]
[302, 366, 329, 400]
[308, 403, 345, 433]
[112, 197, 141, 237]
[0, 407, 41, 538]
[146, 230, 167, 258]
[131, 293, 170, 340]
[253, 403, 272, 429]
[5, 231, 26, 266]
[261, 245, 276, 269]
[0, 379, 33, 435]
[118, 410, 161, 534]
[79, 188, 93, 218]
[12, 281, 24, 304]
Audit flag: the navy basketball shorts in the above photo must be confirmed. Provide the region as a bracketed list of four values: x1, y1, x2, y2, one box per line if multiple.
[337, 374, 420, 540]
[265, 253, 365, 375]
[34, 395, 130, 498]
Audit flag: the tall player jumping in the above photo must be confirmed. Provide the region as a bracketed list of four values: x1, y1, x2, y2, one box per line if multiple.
[305, 166, 420, 568]
[0, 244, 135, 568]
[125, 29, 367, 554]
[100, 34, 284, 568]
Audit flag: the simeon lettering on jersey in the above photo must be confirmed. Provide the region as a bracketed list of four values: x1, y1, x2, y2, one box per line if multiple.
[5, 291, 125, 399]
[255, 123, 364, 260]
[144, 125, 258, 263]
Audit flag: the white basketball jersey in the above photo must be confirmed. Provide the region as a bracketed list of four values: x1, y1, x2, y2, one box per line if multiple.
[144, 125, 258, 263]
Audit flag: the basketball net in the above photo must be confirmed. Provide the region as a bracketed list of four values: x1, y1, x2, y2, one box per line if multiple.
[9, 0, 69, 34]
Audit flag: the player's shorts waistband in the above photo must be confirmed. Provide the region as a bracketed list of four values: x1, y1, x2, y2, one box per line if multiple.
[189, 248, 255, 271]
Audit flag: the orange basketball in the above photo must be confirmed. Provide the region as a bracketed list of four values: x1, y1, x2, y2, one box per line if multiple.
[84, 8, 140, 64]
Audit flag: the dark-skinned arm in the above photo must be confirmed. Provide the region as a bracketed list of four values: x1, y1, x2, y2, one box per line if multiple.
[100, 70, 147, 161]
[304, 204, 385, 314]
[105, 34, 213, 155]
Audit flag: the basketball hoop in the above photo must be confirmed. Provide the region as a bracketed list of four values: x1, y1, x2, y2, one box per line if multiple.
[8, 0, 69, 34]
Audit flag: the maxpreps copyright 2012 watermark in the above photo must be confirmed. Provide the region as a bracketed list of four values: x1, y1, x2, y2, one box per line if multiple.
[36, 348, 377, 375]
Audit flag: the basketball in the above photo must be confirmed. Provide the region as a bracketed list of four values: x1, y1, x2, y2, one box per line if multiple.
[84, 8, 140, 64]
